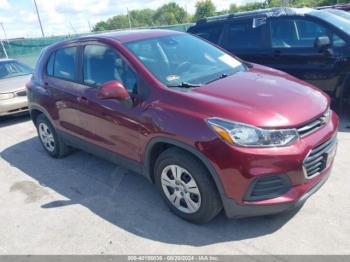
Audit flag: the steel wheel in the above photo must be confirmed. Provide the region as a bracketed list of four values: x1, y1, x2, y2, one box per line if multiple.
[38, 122, 55, 152]
[161, 164, 201, 214]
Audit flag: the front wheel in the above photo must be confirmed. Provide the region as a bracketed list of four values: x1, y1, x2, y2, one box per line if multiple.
[155, 148, 222, 224]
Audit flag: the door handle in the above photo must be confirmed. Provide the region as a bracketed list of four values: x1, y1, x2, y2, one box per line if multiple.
[77, 96, 89, 105]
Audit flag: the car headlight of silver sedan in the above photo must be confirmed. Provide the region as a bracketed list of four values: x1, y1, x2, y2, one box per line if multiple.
[0, 92, 15, 100]
[207, 118, 299, 147]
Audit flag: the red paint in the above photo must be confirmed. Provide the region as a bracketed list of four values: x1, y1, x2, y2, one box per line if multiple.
[98, 80, 130, 100]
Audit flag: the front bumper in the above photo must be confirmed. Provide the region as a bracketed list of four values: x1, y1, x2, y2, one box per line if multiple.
[223, 167, 331, 218]
[203, 111, 339, 218]
[0, 96, 28, 116]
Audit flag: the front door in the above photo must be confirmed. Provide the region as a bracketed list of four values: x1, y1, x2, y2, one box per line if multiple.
[265, 17, 347, 95]
[74, 43, 147, 163]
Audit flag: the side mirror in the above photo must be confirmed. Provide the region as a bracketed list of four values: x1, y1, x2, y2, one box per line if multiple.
[315, 36, 331, 50]
[98, 80, 130, 101]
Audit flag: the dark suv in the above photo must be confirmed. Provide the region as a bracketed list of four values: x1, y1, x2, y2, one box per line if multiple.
[188, 7, 350, 105]
[27, 30, 338, 223]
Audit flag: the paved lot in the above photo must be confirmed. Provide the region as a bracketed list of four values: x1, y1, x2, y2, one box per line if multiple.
[0, 112, 349, 255]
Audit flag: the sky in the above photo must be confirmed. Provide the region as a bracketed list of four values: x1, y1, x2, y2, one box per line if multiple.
[0, 0, 263, 39]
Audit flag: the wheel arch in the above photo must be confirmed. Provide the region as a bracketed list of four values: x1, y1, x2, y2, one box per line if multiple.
[29, 105, 54, 126]
[144, 137, 227, 198]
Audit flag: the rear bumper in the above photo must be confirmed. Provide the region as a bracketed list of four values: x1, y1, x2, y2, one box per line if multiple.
[0, 96, 28, 116]
[223, 168, 331, 218]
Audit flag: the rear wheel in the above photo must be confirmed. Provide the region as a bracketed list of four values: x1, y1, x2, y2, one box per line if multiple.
[155, 148, 222, 224]
[36, 114, 70, 158]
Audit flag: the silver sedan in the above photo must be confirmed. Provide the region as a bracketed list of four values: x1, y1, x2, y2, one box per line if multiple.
[0, 59, 32, 117]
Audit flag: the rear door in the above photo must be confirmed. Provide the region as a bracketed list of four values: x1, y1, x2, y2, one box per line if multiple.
[223, 17, 270, 64]
[265, 16, 347, 94]
[44, 45, 85, 136]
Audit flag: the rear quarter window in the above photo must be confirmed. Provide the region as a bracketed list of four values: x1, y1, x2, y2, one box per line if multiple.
[190, 24, 223, 44]
[46, 52, 55, 76]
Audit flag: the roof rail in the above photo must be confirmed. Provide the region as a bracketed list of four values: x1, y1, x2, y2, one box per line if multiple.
[195, 7, 313, 25]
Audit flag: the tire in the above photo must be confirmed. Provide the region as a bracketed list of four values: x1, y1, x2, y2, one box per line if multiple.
[35, 114, 70, 158]
[155, 147, 222, 224]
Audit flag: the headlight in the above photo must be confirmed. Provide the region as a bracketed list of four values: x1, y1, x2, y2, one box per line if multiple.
[0, 93, 15, 100]
[207, 118, 299, 147]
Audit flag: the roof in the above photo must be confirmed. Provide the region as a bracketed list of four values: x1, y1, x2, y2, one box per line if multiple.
[80, 29, 183, 43]
[195, 7, 315, 25]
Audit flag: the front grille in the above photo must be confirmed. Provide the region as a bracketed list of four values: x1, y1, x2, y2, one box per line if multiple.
[15, 90, 27, 97]
[297, 110, 330, 136]
[244, 175, 291, 201]
[303, 135, 337, 179]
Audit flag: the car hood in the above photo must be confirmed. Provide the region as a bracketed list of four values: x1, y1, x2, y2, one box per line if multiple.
[190, 65, 329, 128]
[0, 74, 31, 93]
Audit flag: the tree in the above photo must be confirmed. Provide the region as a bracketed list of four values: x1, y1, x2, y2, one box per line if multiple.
[193, 0, 216, 21]
[153, 2, 189, 25]
[129, 9, 156, 27]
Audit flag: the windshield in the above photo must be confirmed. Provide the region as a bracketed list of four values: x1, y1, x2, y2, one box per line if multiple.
[326, 9, 350, 20]
[124, 34, 245, 87]
[311, 10, 350, 34]
[0, 60, 32, 79]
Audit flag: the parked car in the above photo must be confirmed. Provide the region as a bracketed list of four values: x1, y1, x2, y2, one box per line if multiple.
[188, 7, 350, 106]
[0, 59, 32, 117]
[27, 30, 338, 223]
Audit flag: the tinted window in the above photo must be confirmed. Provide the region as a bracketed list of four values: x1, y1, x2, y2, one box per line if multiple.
[270, 18, 346, 48]
[125, 34, 245, 86]
[270, 18, 326, 48]
[46, 52, 55, 76]
[227, 19, 264, 50]
[83, 45, 137, 93]
[191, 25, 223, 43]
[53, 47, 77, 81]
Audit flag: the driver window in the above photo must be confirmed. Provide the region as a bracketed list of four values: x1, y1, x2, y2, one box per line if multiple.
[83, 44, 137, 93]
[270, 18, 328, 48]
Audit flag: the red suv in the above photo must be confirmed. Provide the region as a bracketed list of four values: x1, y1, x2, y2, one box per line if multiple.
[27, 30, 338, 223]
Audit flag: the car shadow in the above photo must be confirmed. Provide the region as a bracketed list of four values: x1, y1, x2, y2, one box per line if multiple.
[0, 113, 30, 128]
[0, 137, 299, 246]
[338, 107, 350, 133]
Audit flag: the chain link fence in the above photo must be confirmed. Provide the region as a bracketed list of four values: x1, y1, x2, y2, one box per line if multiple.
[0, 23, 192, 68]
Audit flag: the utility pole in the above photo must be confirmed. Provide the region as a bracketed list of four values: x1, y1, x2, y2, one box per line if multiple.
[87, 20, 92, 32]
[33, 0, 45, 37]
[0, 23, 8, 43]
[127, 8, 132, 29]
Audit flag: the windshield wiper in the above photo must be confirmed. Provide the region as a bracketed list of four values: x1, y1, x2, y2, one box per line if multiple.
[206, 73, 231, 84]
[167, 82, 202, 88]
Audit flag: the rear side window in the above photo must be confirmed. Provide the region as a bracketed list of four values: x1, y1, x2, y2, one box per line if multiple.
[46, 52, 55, 76]
[227, 19, 264, 50]
[191, 25, 223, 43]
[52, 47, 77, 81]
